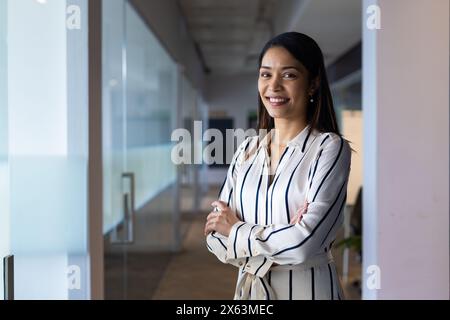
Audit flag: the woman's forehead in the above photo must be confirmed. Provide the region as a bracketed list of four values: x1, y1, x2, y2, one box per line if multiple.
[261, 47, 304, 70]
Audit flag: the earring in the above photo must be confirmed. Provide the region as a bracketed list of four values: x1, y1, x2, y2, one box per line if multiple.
[310, 96, 314, 103]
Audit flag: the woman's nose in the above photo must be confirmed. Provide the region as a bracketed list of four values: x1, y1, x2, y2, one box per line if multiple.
[268, 75, 282, 91]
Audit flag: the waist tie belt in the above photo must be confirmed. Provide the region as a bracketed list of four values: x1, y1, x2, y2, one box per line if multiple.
[234, 251, 334, 300]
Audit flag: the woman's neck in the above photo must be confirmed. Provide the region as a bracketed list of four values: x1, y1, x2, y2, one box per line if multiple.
[272, 117, 307, 146]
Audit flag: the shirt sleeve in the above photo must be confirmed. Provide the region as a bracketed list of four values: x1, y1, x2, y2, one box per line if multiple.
[205, 137, 252, 268]
[225, 135, 351, 277]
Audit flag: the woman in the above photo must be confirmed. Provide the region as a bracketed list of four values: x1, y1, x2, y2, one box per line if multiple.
[204, 32, 351, 300]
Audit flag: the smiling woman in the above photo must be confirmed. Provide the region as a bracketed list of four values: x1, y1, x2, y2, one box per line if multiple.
[205, 32, 351, 300]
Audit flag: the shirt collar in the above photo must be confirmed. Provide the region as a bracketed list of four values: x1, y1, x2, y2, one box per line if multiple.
[286, 124, 312, 149]
[257, 124, 314, 153]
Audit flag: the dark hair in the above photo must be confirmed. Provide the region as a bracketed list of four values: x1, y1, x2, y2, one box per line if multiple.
[257, 32, 340, 135]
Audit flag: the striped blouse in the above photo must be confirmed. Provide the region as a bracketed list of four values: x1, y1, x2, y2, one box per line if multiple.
[206, 125, 351, 300]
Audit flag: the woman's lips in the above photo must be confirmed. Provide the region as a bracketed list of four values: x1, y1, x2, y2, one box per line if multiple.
[266, 96, 290, 107]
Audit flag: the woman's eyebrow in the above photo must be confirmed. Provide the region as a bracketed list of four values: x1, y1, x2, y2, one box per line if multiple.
[260, 66, 301, 71]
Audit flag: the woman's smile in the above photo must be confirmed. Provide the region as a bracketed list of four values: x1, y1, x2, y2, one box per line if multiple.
[265, 96, 291, 107]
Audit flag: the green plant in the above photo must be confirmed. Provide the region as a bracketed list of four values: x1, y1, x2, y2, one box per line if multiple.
[335, 235, 361, 252]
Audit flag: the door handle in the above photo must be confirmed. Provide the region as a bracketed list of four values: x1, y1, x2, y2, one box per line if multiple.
[122, 172, 135, 244]
[110, 172, 135, 244]
[3, 255, 14, 300]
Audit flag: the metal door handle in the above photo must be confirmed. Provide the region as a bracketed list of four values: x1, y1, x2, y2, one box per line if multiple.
[122, 172, 135, 244]
[3, 255, 14, 300]
[110, 172, 135, 245]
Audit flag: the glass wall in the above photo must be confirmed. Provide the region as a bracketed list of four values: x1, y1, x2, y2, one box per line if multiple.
[0, 0, 89, 299]
[0, 0, 9, 301]
[102, 0, 126, 235]
[103, 0, 180, 299]
[125, 5, 178, 211]
[179, 74, 197, 213]
[103, 0, 178, 235]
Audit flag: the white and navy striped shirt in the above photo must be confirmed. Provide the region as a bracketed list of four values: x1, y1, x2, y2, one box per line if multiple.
[206, 125, 351, 300]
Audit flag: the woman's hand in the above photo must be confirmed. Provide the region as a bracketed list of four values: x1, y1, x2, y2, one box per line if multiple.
[204, 200, 241, 237]
[290, 199, 309, 224]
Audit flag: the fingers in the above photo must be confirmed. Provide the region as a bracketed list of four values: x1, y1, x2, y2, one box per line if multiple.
[291, 203, 309, 224]
[205, 200, 234, 236]
[204, 219, 213, 235]
[204, 222, 213, 236]
[211, 200, 228, 211]
[204, 211, 221, 235]
[206, 211, 219, 222]
[290, 214, 299, 225]
[204, 219, 218, 236]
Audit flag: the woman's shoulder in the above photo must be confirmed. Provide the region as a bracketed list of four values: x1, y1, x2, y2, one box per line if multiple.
[314, 131, 352, 155]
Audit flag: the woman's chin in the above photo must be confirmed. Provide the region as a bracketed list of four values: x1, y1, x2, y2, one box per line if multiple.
[268, 110, 288, 119]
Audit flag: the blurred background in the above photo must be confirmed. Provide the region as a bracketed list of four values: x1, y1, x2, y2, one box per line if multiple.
[0, 0, 448, 300]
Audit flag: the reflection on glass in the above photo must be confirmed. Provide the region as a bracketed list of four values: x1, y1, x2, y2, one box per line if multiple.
[102, 0, 126, 235]
[103, 0, 180, 299]
[179, 75, 198, 212]
[103, 1, 178, 235]
[125, 4, 178, 210]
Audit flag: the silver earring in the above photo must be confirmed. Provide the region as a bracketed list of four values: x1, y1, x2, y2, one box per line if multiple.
[310, 96, 314, 103]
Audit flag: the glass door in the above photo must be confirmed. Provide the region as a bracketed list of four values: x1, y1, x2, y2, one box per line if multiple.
[0, 0, 89, 299]
[102, 0, 128, 299]
[103, 0, 180, 299]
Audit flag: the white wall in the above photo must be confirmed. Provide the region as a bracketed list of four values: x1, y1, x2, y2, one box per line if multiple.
[363, 0, 449, 299]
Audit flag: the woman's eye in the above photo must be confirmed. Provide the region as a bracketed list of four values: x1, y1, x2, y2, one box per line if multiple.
[283, 73, 297, 79]
[260, 72, 271, 78]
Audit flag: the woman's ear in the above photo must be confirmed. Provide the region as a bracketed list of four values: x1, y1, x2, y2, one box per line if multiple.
[309, 76, 320, 95]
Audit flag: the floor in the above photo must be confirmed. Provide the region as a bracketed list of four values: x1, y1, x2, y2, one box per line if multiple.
[104, 185, 362, 300]
[152, 212, 237, 299]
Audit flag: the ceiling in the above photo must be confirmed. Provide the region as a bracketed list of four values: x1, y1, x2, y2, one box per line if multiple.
[179, 0, 276, 75]
[288, 0, 362, 67]
[178, 0, 362, 75]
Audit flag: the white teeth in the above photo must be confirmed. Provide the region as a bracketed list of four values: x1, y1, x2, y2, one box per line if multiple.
[269, 97, 288, 103]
